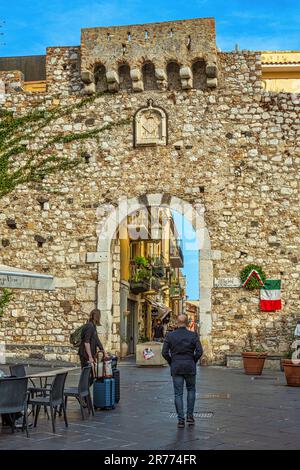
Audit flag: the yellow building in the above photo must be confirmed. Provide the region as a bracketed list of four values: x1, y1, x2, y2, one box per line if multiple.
[261, 51, 300, 93]
[119, 207, 185, 355]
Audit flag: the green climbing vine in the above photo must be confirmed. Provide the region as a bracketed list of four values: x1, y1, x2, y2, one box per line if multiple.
[0, 289, 13, 317]
[0, 91, 130, 199]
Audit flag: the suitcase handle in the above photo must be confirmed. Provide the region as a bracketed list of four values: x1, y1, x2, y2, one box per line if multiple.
[95, 352, 105, 379]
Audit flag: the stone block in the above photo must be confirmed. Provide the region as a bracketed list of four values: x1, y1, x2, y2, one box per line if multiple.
[82, 82, 96, 95]
[206, 63, 218, 78]
[130, 68, 142, 81]
[181, 78, 193, 90]
[106, 70, 119, 84]
[155, 68, 167, 81]
[86, 252, 108, 263]
[180, 66, 192, 79]
[132, 80, 144, 92]
[81, 70, 94, 84]
[207, 77, 218, 88]
[107, 82, 119, 92]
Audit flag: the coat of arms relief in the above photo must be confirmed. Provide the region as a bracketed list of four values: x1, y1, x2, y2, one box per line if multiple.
[134, 99, 168, 147]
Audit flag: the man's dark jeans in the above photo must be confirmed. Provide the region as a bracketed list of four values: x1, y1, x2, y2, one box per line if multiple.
[172, 375, 196, 420]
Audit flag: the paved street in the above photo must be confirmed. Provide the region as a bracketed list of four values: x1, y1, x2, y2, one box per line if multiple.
[0, 363, 300, 450]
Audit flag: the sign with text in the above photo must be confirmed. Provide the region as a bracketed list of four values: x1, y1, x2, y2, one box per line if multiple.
[214, 277, 242, 288]
[0, 273, 54, 290]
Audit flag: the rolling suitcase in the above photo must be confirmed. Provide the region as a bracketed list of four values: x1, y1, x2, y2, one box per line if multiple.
[113, 369, 120, 404]
[93, 378, 115, 410]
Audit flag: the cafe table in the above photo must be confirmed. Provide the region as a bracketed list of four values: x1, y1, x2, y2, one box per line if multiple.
[26, 367, 80, 419]
[26, 367, 80, 380]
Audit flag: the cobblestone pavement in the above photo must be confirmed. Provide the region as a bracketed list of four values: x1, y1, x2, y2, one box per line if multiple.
[0, 364, 299, 450]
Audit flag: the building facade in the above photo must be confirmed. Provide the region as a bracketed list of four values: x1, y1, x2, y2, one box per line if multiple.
[0, 18, 299, 364]
[118, 206, 186, 356]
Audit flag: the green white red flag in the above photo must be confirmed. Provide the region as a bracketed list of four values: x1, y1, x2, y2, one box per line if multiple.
[260, 280, 282, 311]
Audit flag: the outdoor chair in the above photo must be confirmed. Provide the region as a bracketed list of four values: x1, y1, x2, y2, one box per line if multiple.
[28, 372, 68, 434]
[10, 364, 51, 419]
[63, 366, 94, 420]
[10, 364, 38, 390]
[0, 377, 30, 437]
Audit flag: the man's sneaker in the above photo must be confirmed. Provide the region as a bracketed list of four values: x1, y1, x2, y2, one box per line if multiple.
[187, 415, 195, 425]
[177, 419, 185, 428]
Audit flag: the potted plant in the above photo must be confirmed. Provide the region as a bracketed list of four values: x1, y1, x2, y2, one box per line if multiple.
[130, 270, 151, 294]
[281, 340, 300, 387]
[134, 256, 149, 268]
[242, 333, 268, 375]
[130, 257, 151, 294]
[280, 340, 293, 372]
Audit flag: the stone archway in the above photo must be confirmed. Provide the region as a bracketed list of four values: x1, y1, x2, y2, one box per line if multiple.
[87, 193, 214, 361]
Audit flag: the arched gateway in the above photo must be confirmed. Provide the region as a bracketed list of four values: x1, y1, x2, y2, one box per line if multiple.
[0, 17, 298, 366]
[86, 194, 213, 361]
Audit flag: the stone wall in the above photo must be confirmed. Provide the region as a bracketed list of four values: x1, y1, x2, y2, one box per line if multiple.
[81, 17, 216, 71]
[0, 18, 299, 364]
[0, 70, 24, 92]
[46, 46, 83, 95]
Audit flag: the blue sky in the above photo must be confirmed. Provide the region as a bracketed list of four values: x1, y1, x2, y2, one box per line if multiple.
[1, 0, 300, 56]
[173, 212, 199, 301]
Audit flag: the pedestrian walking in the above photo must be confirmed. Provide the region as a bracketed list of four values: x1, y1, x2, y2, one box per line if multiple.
[152, 319, 165, 342]
[162, 314, 203, 428]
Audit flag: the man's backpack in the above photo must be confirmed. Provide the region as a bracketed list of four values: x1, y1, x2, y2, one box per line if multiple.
[70, 324, 85, 348]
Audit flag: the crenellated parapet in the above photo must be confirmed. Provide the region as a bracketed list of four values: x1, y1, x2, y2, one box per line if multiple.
[80, 18, 219, 94]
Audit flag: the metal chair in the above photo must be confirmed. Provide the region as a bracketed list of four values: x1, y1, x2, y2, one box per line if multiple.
[0, 377, 30, 437]
[64, 366, 94, 419]
[28, 372, 68, 434]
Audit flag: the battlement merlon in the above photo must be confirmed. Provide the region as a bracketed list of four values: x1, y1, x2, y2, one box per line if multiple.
[80, 17, 217, 77]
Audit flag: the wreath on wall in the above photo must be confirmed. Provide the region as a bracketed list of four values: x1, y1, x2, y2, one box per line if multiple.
[240, 265, 266, 290]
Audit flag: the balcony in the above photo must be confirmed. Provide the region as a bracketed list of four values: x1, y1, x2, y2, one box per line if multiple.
[170, 240, 184, 268]
[170, 284, 182, 298]
[129, 256, 163, 294]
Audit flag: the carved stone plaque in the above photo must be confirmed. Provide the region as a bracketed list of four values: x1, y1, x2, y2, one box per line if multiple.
[214, 278, 242, 288]
[134, 99, 167, 147]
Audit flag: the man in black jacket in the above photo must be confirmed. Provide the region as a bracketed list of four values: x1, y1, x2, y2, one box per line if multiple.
[162, 314, 203, 428]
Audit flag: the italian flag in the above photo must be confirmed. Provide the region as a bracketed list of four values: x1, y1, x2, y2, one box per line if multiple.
[260, 280, 282, 311]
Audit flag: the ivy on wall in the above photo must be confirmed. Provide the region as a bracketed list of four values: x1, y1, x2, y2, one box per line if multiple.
[0, 92, 130, 199]
[0, 289, 13, 317]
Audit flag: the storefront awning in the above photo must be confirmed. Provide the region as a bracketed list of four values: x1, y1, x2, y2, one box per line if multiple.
[0, 265, 54, 290]
[146, 298, 171, 320]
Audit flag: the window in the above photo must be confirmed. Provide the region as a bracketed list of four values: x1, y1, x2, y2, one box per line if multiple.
[142, 62, 158, 90]
[118, 64, 132, 91]
[192, 60, 206, 90]
[167, 62, 181, 91]
[94, 64, 107, 92]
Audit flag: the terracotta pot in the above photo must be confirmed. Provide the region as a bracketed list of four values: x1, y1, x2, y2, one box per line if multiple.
[282, 359, 300, 387]
[242, 352, 268, 375]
